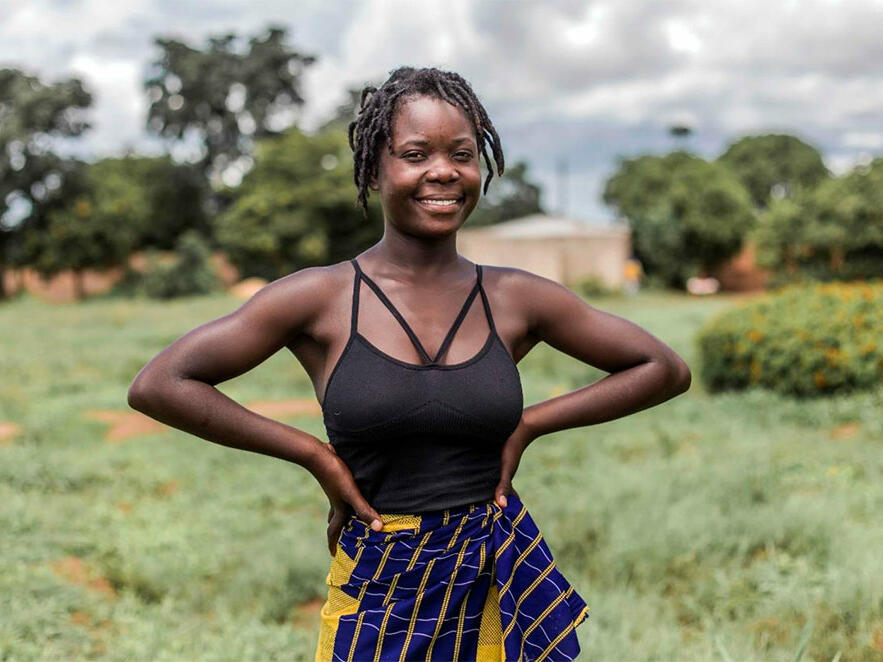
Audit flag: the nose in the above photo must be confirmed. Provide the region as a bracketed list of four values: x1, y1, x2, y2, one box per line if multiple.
[426, 158, 460, 183]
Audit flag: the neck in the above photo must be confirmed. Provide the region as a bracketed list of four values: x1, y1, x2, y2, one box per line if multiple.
[363, 233, 468, 281]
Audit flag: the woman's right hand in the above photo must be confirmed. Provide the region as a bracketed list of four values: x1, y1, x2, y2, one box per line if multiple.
[310, 442, 384, 556]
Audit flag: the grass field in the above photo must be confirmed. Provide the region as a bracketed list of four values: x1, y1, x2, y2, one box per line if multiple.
[1, 289, 881, 661]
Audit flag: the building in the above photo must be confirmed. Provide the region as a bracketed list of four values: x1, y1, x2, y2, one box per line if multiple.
[457, 213, 632, 288]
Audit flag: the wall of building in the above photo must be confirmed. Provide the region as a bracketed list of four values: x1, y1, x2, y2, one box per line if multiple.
[457, 229, 631, 288]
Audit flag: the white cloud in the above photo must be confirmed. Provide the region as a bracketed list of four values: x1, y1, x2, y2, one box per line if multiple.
[842, 131, 883, 150]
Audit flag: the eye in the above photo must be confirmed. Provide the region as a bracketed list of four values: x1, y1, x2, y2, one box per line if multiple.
[403, 152, 424, 160]
[455, 151, 474, 161]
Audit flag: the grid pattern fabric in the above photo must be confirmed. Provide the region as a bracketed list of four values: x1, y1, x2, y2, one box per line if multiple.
[315, 494, 590, 662]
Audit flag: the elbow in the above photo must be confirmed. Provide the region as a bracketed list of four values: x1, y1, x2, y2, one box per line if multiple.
[669, 358, 692, 394]
[127, 379, 151, 413]
[127, 372, 164, 413]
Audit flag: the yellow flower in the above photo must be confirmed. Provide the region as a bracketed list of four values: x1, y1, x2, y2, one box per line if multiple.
[750, 361, 761, 381]
[75, 199, 91, 217]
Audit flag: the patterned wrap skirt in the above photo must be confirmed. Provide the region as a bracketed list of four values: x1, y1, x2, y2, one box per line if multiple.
[315, 493, 591, 661]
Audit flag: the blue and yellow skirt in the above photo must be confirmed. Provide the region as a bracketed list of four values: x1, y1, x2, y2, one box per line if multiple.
[315, 493, 590, 661]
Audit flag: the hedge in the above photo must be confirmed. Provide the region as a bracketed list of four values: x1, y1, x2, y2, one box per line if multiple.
[695, 280, 883, 397]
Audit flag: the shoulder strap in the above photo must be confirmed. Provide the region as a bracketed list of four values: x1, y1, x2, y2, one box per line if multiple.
[476, 264, 498, 336]
[349, 258, 360, 336]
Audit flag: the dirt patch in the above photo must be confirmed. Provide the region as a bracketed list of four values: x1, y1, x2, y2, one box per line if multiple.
[246, 399, 321, 418]
[872, 622, 883, 652]
[0, 421, 22, 446]
[153, 480, 178, 497]
[228, 277, 268, 300]
[84, 399, 319, 443]
[829, 422, 861, 440]
[84, 409, 167, 442]
[50, 556, 118, 600]
[291, 597, 323, 628]
[67, 610, 113, 656]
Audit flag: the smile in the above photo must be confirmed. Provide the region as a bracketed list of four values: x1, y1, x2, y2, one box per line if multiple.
[415, 197, 463, 212]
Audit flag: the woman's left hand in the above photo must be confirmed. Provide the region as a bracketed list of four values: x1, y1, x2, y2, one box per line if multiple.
[494, 414, 536, 508]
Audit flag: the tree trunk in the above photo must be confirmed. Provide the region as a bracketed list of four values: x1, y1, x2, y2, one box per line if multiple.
[73, 269, 85, 300]
[830, 246, 844, 272]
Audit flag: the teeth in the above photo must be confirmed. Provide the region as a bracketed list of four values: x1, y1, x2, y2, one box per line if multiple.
[420, 199, 459, 206]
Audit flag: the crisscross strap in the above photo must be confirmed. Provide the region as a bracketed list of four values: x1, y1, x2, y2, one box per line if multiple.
[476, 264, 498, 337]
[350, 258, 485, 366]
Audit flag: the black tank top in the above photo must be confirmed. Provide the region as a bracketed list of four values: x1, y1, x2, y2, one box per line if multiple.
[321, 258, 524, 513]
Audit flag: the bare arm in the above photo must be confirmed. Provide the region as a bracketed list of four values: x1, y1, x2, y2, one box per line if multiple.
[126, 266, 330, 473]
[513, 270, 691, 441]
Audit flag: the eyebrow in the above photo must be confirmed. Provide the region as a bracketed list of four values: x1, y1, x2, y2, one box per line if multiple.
[399, 137, 476, 147]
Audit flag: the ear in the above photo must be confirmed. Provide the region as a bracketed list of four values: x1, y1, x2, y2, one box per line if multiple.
[369, 170, 379, 191]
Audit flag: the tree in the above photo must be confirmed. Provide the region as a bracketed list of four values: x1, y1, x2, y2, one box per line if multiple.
[603, 151, 756, 288]
[89, 154, 211, 251]
[467, 160, 544, 227]
[717, 134, 830, 210]
[214, 123, 383, 280]
[144, 25, 317, 205]
[19, 159, 139, 299]
[0, 67, 92, 298]
[317, 87, 365, 133]
[753, 157, 883, 283]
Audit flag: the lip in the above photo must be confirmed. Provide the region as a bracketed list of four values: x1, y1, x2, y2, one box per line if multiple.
[414, 196, 464, 214]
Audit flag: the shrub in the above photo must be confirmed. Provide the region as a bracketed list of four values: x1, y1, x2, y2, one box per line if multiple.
[695, 280, 883, 397]
[574, 275, 621, 298]
[116, 231, 221, 299]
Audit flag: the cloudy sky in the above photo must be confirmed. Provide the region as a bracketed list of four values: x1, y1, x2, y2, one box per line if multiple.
[2, 0, 882, 223]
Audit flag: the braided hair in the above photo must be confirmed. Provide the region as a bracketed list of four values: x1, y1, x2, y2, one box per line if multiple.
[347, 66, 505, 218]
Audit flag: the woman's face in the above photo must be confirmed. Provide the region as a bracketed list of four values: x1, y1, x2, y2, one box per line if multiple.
[369, 94, 482, 236]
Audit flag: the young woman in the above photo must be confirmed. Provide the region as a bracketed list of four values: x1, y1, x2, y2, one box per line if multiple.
[128, 66, 691, 661]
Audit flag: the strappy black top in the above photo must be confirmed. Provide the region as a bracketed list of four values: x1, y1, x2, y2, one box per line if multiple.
[321, 258, 524, 513]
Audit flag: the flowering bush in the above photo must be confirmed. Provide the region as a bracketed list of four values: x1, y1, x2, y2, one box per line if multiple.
[695, 280, 883, 397]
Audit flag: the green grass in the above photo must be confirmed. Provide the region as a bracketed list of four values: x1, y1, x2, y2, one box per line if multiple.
[1, 290, 881, 661]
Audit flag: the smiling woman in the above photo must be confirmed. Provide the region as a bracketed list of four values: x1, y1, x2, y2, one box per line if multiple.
[312, 66, 593, 661]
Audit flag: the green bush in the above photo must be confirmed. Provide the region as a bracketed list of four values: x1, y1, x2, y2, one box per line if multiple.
[116, 231, 221, 299]
[573, 274, 621, 298]
[696, 280, 883, 397]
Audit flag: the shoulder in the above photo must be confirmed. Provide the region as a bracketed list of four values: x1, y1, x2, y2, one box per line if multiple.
[252, 260, 351, 301]
[479, 264, 589, 335]
[238, 260, 355, 330]
[480, 263, 577, 304]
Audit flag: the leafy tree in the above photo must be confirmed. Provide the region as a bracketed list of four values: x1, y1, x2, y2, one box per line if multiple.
[467, 160, 544, 227]
[717, 134, 830, 210]
[89, 154, 210, 250]
[753, 157, 883, 283]
[603, 151, 756, 288]
[144, 25, 317, 200]
[19, 159, 138, 299]
[316, 87, 364, 133]
[214, 124, 383, 280]
[0, 67, 92, 298]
